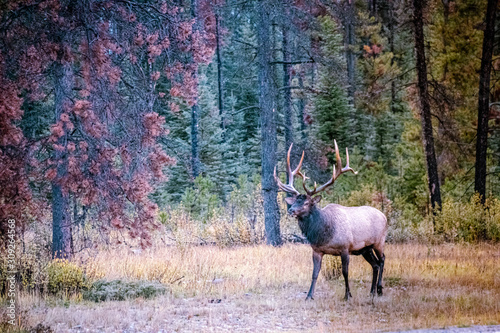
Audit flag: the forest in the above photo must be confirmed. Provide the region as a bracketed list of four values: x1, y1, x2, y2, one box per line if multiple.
[0, 0, 500, 332]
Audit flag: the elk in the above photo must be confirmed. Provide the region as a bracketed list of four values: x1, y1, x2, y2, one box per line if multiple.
[274, 141, 387, 300]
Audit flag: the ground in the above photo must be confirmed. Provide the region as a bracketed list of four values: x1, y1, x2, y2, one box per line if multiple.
[7, 243, 500, 332]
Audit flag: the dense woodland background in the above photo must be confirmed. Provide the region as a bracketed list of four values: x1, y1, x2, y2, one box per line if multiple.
[1, 0, 500, 260]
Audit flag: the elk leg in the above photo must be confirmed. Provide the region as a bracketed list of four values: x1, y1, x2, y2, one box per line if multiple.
[374, 249, 385, 296]
[306, 251, 323, 300]
[341, 251, 352, 300]
[362, 249, 380, 296]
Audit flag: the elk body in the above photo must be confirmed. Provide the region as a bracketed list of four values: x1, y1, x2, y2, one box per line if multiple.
[274, 141, 387, 300]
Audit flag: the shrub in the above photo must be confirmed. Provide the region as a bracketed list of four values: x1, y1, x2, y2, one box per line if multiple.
[341, 184, 393, 217]
[0, 221, 52, 294]
[436, 194, 500, 242]
[388, 198, 432, 243]
[0, 321, 34, 333]
[204, 215, 260, 247]
[47, 259, 87, 295]
[83, 279, 167, 302]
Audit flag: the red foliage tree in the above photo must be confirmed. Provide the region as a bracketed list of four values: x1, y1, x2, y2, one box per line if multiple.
[0, 0, 214, 256]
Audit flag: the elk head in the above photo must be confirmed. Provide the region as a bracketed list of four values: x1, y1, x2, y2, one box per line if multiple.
[274, 140, 357, 217]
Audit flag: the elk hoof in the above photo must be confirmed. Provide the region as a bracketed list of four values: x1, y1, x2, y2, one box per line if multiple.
[305, 296, 314, 301]
[377, 286, 383, 296]
[344, 292, 352, 301]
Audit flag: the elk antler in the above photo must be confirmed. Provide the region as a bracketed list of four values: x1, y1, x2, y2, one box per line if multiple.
[274, 143, 305, 196]
[302, 140, 357, 196]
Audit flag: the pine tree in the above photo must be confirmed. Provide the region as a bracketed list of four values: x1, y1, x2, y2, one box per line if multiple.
[312, 16, 355, 163]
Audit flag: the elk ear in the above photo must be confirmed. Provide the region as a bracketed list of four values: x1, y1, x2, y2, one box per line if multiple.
[311, 195, 322, 205]
[285, 196, 297, 205]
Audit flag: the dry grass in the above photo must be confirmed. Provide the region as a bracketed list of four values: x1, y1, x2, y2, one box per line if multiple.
[7, 242, 500, 332]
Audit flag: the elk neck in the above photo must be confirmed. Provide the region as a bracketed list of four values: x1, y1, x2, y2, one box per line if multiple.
[297, 205, 335, 246]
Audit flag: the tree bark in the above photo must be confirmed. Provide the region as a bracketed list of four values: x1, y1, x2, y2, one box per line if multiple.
[191, 0, 201, 179]
[389, 0, 396, 113]
[413, 0, 442, 213]
[258, 0, 282, 246]
[282, 26, 293, 155]
[474, 0, 497, 204]
[298, 75, 307, 142]
[52, 62, 73, 259]
[345, 0, 356, 105]
[344, 0, 358, 143]
[215, 9, 225, 137]
[191, 103, 200, 178]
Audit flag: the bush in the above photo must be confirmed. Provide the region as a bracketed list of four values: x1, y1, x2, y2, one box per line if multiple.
[388, 198, 431, 243]
[47, 259, 87, 295]
[436, 194, 500, 242]
[83, 279, 167, 302]
[0, 221, 52, 295]
[205, 215, 259, 247]
[341, 184, 393, 217]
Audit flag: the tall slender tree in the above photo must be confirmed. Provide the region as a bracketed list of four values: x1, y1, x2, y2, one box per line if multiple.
[413, 0, 442, 212]
[191, 0, 202, 179]
[344, 0, 357, 106]
[215, 3, 225, 136]
[51, 61, 74, 258]
[282, 26, 293, 154]
[257, 0, 282, 246]
[474, 0, 497, 203]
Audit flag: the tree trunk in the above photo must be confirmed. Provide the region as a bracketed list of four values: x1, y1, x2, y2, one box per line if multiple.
[441, 0, 450, 81]
[191, 103, 200, 178]
[369, 0, 378, 18]
[191, 0, 200, 179]
[282, 24, 295, 207]
[413, 0, 442, 213]
[282, 26, 293, 155]
[345, 1, 356, 105]
[389, 1, 396, 113]
[52, 62, 73, 259]
[258, 0, 282, 246]
[344, 0, 358, 144]
[298, 75, 307, 142]
[215, 10, 225, 137]
[474, 0, 497, 204]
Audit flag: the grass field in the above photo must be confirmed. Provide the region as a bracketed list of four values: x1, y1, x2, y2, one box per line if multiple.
[7, 242, 500, 332]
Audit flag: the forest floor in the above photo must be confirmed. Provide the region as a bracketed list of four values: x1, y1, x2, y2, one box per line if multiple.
[8, 242, 500, 332]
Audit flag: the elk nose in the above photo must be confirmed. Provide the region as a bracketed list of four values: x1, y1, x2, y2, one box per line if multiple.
[287, 208, 295, 216]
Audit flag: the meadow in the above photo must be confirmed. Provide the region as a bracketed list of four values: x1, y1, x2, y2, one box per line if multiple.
[9, 242, 500, 333]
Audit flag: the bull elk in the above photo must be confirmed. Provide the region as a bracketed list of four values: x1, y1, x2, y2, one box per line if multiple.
[274, 141, 387, 300]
